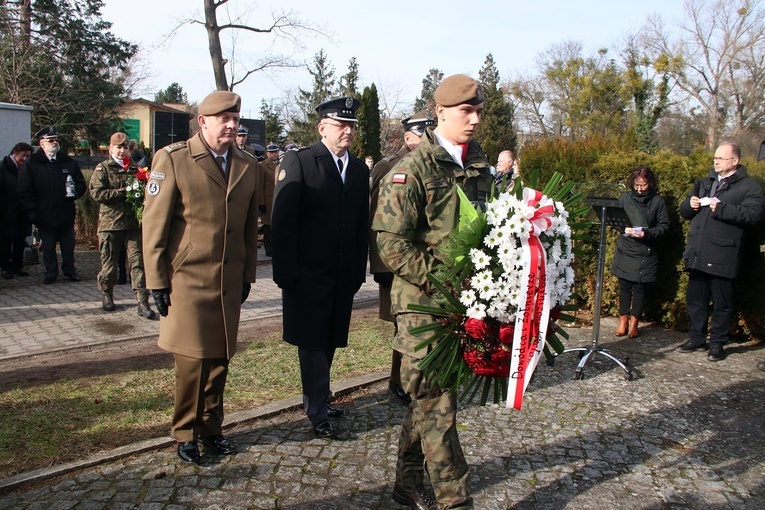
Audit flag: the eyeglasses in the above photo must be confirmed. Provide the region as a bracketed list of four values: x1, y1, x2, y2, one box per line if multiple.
[322, 121, 356, 131]
[713, 157, 736, 161]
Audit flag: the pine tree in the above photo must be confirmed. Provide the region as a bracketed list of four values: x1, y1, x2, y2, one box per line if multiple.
[475, 54, 516, 164]
[289, 50, 337, 146]
[352, 84, 381, 161]
[154, 83, 188, 104]
[413, 68, 443, 112]
[340, 57, 359, 97]
[260, 99, 287, 147]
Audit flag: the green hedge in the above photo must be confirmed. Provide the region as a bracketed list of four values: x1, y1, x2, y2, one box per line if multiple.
[522, 138, 765, 339]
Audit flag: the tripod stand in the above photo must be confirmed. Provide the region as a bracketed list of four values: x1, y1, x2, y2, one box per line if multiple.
[557, 197, 634, 381]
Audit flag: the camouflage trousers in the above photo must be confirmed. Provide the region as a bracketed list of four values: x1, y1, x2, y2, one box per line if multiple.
[395, 313, 472, 509]
[97, 230, 147, 299]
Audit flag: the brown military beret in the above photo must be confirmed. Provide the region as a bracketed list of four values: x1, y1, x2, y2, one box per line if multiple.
[198, 91, 241, 116]
[434, 74, 484, 107]
[110, 132, 128, 146]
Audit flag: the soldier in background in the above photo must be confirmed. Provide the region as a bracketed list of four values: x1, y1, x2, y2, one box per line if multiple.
[89, 132, 155, 318]
[17, 126, 86, 284]
[259, 144, 279, 257]
[373, 74, 495, 509]
[369, 110, 435, 404]
[236, 126, 256, 156]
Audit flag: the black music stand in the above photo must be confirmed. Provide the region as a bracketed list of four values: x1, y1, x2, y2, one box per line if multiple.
[557, 197, 634, 380]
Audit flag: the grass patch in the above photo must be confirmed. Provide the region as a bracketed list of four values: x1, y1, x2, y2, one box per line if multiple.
[0, 310, 393, 480]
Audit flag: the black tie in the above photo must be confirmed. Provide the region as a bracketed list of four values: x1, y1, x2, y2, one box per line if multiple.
[337, 159, 343, 174]
[215, 156, 226, 176]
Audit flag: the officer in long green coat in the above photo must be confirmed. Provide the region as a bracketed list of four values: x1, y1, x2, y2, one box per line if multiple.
[373, 75, 494, 510]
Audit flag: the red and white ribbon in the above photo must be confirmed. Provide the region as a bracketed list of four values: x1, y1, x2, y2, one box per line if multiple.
[507, 188, 554, 410]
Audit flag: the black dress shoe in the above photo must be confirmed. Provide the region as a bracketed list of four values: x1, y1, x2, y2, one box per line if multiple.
[708, 343, 725, 361]
[2, 270, 12, 280]
[201, 434, 237, 455]
[391, 482, 438, 510]
[389, 383, 412, 404]
[675, 340, 708, 352]
[13, 269, 29, 277]
[326, 402, 344, 418]
[177, 441, 200, 463]
[313, 420, 336, 437]
[66, 273, 80, 282]
[43, 276, 56, 284]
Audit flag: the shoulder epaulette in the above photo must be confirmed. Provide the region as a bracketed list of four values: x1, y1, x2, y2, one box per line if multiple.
[164, 141, 188, 153]
[238, 148, 257, 159]
[383, 156, 395, 162]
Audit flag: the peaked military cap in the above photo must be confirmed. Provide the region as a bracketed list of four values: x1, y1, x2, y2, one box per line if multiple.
[315, 97, 360, 122]
[251, 143, 265, 152]
[266, 143, 280, 152]
[434, 74, 484, 107]
[237, 126, 249, 136]
[110, 132, 128, 146]
[198, 91, 241, 116]
[35, 126, 59, 140]
[403, 110, 435, 136]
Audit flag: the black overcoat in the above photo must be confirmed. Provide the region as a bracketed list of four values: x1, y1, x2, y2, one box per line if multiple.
[680, 165, 764, 279]
[610, 190, 670, 283]
[271, 141, 369, 350]
[0, 155, 31, 239]
[16, 150, 86, 229]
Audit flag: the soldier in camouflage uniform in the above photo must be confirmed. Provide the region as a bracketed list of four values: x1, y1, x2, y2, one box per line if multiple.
[370, 110, 435, 405]
[373, 75, 494, 510]
[89, 132, 155, 318]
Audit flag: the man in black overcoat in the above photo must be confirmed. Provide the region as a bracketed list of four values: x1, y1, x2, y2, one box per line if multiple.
[271, 97, 369, 438]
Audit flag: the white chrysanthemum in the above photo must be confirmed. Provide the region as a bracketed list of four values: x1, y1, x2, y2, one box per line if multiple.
[466, 302, 487, 320]
[472, 270, 492, 290]
[470, 248, 491, 270]
[460, 289, 477, 307]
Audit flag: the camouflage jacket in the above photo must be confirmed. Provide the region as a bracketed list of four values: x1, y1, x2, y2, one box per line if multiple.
[89, 159, 141, 231]
[371, 127, 494, 317]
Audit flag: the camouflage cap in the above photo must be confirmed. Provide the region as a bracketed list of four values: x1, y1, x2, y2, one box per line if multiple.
[198, 91, 241, 116]
[434, 74, 484, 107]
[402, 110, 435, 136]
[110, 132, 128, 146]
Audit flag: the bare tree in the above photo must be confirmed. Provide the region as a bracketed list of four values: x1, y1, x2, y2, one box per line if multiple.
[642, 0, 765, 148]
[173, 0, 330, 92]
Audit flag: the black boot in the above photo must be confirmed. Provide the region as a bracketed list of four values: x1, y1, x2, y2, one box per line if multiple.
[102, 291, 116, 312]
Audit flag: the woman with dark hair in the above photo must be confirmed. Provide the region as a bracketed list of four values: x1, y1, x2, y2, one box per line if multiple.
[610, 166, 670, 338]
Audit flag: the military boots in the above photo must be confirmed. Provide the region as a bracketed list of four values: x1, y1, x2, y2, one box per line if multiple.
[137, 295, 156, 320]
[102, 291, 116, 312]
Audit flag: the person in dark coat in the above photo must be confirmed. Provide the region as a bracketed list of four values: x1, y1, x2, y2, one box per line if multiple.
[675, 142, 764, 361]
[0, 143, 34, 279]
[609, 167, 670, 338]
[271, 97, 369, 438]
[17, 127, 86, 284]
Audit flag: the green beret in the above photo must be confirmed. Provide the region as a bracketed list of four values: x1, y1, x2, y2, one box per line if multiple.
[198, 91, 241, 116]
[434, 74, 484, 107]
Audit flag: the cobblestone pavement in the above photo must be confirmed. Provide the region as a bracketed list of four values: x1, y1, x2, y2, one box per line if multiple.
[0, 248, 377, 360]
[2, 249, 765, 508]
[1, 314, 765, 509]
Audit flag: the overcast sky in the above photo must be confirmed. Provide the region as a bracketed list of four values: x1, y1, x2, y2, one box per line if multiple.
[101, 0, 688, 117]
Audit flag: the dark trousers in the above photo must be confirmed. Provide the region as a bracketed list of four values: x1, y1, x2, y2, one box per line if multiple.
[298, 346, 335, 424]
[687, 270, 734, 346]
[172, 354, 229, 442]
[262, 224, 272, 256]
[0, 235, 25, 271]
[39, 226, 76, 278]
[618, 278, 648, 319]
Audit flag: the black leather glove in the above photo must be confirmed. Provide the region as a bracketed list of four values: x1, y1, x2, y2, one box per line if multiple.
[151, 288, 171, 317]
[373, 272, 394, 288]
[241, 282, 251, 304]
[258, 204, 267, 214]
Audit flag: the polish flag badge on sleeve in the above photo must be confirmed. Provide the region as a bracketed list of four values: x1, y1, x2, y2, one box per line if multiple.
[392, 173, 407, 184]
